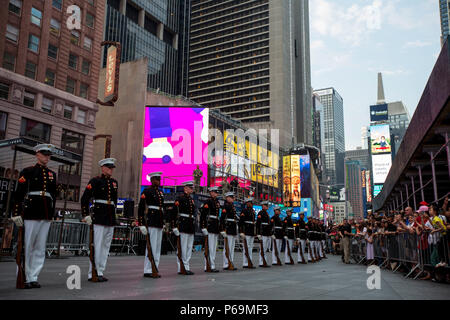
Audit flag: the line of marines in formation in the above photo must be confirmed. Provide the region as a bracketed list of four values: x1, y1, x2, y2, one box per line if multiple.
[10, 146, 327, 288]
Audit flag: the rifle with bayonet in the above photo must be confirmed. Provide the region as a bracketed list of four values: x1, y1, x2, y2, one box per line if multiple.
[144, 205, 159, 277]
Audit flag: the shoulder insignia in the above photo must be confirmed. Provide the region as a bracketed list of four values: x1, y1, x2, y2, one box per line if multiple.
[18, 176, 26, 184]
[257, 215, 261, 219]
[175, 201, 179, 206]
[86, 184, 92, 190]
[241, 213, 244, 217]
[222, 209, 226, 213]
[284, 220, 287, 223]
[271, 219, 274, 223]
[141, 194, 146, 199]
[204, 204, 209, 209]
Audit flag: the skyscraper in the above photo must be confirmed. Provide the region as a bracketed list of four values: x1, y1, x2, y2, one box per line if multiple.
[345, 160, 364, 221]
[0, 0, 105, 211]
[103, 0, 191, 96]
[188, 0, 312, 148]
[313, 88, 345, 187]
[440, 0, 450, 46]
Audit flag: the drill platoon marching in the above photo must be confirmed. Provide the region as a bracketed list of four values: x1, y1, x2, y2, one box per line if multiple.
[10, 149, 328, 289]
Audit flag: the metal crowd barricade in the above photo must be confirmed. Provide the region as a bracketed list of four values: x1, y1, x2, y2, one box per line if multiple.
[46, 221, 89, 256]
[110, 225, 133, 255]
[350, 235, 366, 264]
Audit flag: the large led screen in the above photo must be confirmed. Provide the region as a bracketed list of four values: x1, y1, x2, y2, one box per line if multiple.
[372, 154, 392, 184]
[142, 107, 209, 187]
[370, 124, 391, 154]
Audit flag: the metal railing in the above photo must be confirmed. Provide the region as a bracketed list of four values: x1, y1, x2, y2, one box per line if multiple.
[348, 231, 449, 279]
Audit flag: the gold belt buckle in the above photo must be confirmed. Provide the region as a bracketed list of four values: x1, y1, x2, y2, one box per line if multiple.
[107, 200, 111, 205]
[41, 191, 45, 197]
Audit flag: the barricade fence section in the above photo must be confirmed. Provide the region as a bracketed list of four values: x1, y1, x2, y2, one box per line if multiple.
[348, 231, 449, 279]
[46, 221, 89, 256]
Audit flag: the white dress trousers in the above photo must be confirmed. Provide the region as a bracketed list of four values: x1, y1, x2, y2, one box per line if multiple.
[88, 224, 114, 278]
[23, 220, 51, 283]
[144, 227, 163, 273]
[177, 233, 194, 272]
[242, 235, 255, 267]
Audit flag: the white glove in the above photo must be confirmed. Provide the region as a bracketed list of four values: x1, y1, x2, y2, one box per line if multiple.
[284, 236, 288, 240]
[296, 238, 300, 242]
[173, 228, 180, 237]
[306, 239, 310, 245]
[257, 235, 262, 240]
[140, 226, 148, 236]
[84, 216, 92, 226]
[11, 216, 23, 227]
[271, 235, 276, 240]
[202, 228, 208, 236]
[240, 233, 245, 239]
[220, 231, 227, 237]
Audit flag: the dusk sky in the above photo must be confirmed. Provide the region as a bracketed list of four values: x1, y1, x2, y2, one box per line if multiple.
[310, 0, 442, 150]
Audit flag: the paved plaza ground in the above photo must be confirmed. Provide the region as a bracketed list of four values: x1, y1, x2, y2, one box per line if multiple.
[0, 253, 448, 300]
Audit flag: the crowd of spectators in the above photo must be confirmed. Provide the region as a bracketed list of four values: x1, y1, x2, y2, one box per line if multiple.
[325, 196, 449, 283]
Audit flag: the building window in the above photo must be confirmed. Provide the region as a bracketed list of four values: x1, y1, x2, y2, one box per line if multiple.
[28, 34, 40, 53]
[50, 18, 61, 36]
[81, 60, 91, 75]
[52, 0, 63, 10]
[31, 7, 42, 27]
[79, 83, 89, 99]
[0, 111, 7, 140]
[66, 78, 76, 94]
[68, 53, 78, 69]
[25, 61, 37, 79]
[42, 97, 53, 113]
[70, 30, 80, 45]
[0, 82, 10, 100]
[45, 69, 55, 86]
[6, 24, 19, 43]
[64, 105, 73, 119]
[23, 91, 36, 108]
[56, 185, 80, 202]
[2, 52, 16, 71]
[48, 43, 58, 60]
[77, 109, 86, 124]
[20, 118, 51, 142]
[87, 0, 95, 6]
[86, 12, 95, 28]
[61, 129, 85, 154]
[9, 0, 22, 15]
[83, 36, 92, 51]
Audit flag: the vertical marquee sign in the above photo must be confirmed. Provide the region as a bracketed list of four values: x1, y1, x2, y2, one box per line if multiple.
[98, 41, 121, 106]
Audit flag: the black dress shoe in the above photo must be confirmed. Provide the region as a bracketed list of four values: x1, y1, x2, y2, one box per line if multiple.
[211, 269, 220, 273]
[96, 276, 106, 282]
[243, 266, 249, 269]
[30, 282, 41, 288]
[23, 283, 33, 289]
[259, 265, 271, 268]
[186, 271, 195, 275]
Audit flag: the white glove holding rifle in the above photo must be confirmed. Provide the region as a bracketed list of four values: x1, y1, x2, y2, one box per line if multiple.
[84, 216, 92, 226]
[220, 231, 227, 237]
[284, 236, 288, 240]
[172, 228, 180, 237]
[140, 226, 148, 236]
[11, 216, 23, 227]
[257, 235, 262, 240]
[202, 228, 208, 236]
[271, 235, 276, 240]
[239, 233, 245, 240]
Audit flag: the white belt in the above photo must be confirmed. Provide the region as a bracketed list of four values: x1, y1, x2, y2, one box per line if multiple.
[261, 223, 269, 226]
[208, 215, 219, 219]
[300, 229, 307, 232]
[93, 199, 115, 206]
[147, 206, 161, 210]
[226, 219, 236, 223]
[287, 227, 294, 230]
[27, 191, 53, 200]
[245, 221, 255, 224]
[179, 213, 193, 218]
[274, 227, 282, 229]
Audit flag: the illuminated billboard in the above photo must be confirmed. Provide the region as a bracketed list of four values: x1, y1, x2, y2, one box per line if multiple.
[282, 154, 311, 206]
[370, 104, 388, 122]
[373, 185, 383, 197]
[371, 124, 391, 154]
[372, 154, 392, 184]
[366, 170, 372, 203]
[142, 107, 209, 186]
